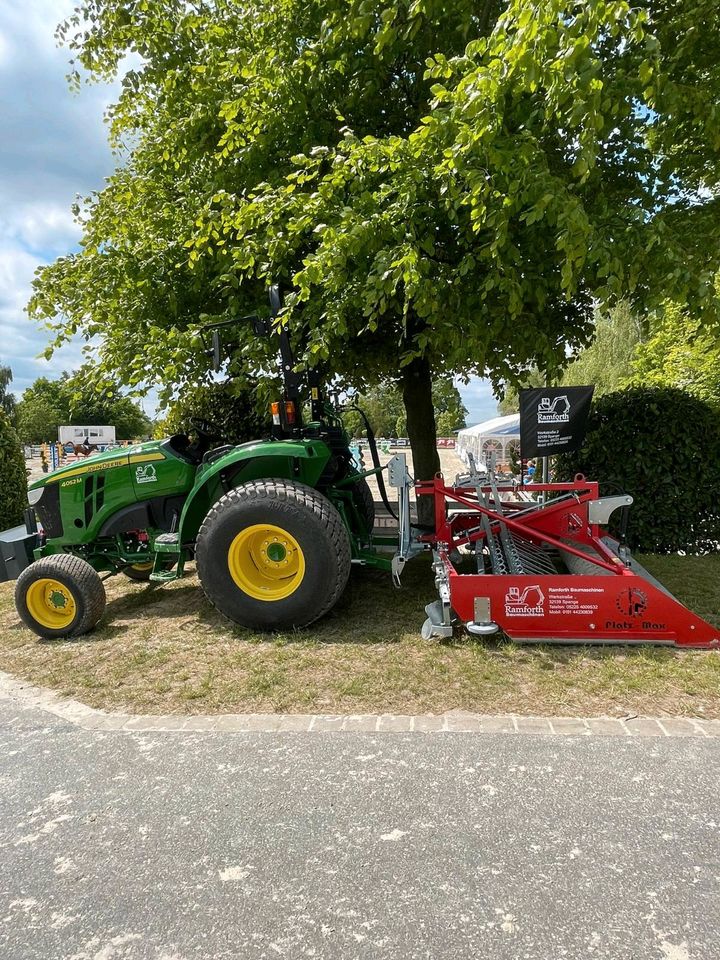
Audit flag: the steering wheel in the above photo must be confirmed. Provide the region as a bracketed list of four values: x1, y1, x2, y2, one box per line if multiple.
[189, 417, 223, 441]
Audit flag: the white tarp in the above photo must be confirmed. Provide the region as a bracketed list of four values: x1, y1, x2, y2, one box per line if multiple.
[456, 414, 520, 466]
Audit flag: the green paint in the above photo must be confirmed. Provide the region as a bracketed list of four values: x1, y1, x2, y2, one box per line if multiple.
[28, 429, 389, 585]
[267, 542, 286, 562]
[49, 590, 67, 608]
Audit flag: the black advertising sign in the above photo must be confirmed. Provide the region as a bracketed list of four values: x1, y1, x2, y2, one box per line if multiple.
[519, 386, 595, 458]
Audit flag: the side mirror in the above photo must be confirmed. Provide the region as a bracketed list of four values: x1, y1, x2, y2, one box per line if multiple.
[269, 284, 282, 318]
[212, 330, 222, 373]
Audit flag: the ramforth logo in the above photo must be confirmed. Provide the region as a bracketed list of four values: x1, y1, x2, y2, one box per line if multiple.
[135, 464, 158, 484]
[537, 395, 571, 424]
[504, 585, 545, 617]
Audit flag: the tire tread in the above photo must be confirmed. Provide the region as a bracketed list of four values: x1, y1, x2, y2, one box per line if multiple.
[196, 479, 351, 628]
[15, 554, 106, 639]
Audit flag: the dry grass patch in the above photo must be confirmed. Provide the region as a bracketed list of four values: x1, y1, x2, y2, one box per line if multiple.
[0, 554, 718, 717]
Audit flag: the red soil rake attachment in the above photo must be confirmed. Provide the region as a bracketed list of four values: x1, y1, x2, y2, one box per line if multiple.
[391, 456, 719, 648]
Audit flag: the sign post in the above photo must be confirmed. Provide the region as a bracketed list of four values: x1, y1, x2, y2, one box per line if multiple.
[519, 386, 595, 465]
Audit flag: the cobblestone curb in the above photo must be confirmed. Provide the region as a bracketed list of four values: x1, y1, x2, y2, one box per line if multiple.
[1, 670, 719, 737]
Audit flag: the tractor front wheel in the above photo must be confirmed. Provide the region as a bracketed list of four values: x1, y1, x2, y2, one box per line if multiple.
[15, 555, 106, 640]
[195, 480, 351, 631]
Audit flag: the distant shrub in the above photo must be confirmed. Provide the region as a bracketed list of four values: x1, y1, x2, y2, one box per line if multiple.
[156, 380, 268, 445]
[0, 410, 27, 529]
[556, 387, 720, 553]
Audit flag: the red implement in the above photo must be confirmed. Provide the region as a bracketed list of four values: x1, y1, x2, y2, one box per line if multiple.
[415, 474, 719, 648]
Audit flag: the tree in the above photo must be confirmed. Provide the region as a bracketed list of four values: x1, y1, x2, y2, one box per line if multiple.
[0, 367, 16, 422]
[498, 368, 545, 415]
[342, 385, 405, 439]
[16, 398, 64, 445]
[66, 389, 151, 441]
[562, 303, 643, 396]
[17, 369, 152, 441]
[500, 304, 645, 411]
[30, 0, 720, 526]
[630, 303, 720, 407]
[0, 411, 27, 529]
[556, 388, 720, 553]
[342, 378, 465, 438]
[20, 377, 68, 416]
[432, 379, 468, 435]
[156, 379, 268, 444]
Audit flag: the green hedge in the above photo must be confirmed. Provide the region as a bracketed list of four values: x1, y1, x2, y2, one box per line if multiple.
[556, 387, 720, 553]
[0, 410, 27, 530]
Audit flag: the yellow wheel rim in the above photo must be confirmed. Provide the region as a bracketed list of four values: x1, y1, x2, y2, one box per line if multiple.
[228, 524, 305, 601]
[131, 562, 153, 572]
[25, 578, 77, 630]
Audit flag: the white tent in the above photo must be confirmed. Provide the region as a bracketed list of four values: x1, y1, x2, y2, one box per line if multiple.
[456, 414, 520, 467]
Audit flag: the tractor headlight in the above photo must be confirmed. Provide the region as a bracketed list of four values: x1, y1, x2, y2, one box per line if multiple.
[27, 487, 44, 506]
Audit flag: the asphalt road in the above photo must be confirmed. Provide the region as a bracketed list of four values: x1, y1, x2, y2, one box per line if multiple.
[1, 698, 718, 960]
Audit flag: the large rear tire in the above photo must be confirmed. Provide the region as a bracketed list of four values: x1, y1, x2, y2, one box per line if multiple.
[15, 555, 106, 640]
[352, 477, 376, 533]
[195, 479, 352, 630]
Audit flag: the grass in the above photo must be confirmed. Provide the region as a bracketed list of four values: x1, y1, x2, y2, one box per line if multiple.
[0, 554, 718, 717]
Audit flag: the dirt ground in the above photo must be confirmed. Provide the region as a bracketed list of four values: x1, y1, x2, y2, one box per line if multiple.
[358, 445, 465, 503]
[1, 553, 719, 718]
[9, 444, 720, 719]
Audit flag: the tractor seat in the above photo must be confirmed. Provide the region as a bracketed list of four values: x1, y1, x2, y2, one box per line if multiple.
[164, 434, 206, 465]
[202, 444, 234, 466]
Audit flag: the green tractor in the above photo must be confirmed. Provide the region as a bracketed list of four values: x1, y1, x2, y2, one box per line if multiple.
[2, 288, 396, 639]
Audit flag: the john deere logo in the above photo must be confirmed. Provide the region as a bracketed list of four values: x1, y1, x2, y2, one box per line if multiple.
[616, 587, 648, 619]
[505, 585, 545, 617]
[136, 464, 157, 484]
[537, 395, 571, 424]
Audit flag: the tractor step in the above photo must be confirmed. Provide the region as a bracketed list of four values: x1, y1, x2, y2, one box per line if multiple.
[154, 533, 181, 555]
[0, 524, 37, 583]
[150, 567, 180, 583]
[150, 535, 185, 583]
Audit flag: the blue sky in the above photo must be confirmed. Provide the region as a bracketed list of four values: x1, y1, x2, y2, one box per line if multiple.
[0, 1, 498, 426]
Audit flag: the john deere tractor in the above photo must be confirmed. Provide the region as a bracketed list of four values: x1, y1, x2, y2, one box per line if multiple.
[1, 288, 393, 639]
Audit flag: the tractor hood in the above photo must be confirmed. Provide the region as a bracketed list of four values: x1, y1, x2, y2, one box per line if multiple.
[27, 440, 198, 547]
[28, 441, 164, 494]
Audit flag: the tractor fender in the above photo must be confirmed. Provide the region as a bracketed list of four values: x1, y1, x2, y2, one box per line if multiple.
[177, 438, 331, 543]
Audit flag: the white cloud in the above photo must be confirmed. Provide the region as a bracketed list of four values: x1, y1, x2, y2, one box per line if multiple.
[3, 203, 80, 253]
[0, 0, 118, 399]
[0, 27, 9, 69]
[0, 240, 81, 386]
[456, 375, 499, 426]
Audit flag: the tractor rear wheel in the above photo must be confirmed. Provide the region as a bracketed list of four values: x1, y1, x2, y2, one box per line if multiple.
[15, 554, 106, 640]
[352, 477, 375, 533]
[195, 479, 351, 630]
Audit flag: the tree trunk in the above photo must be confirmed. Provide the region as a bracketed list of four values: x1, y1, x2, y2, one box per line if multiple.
[401, 356, 440, 529]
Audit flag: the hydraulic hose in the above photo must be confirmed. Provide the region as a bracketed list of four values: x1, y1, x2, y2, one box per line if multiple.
[347, 406, 398, 521]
